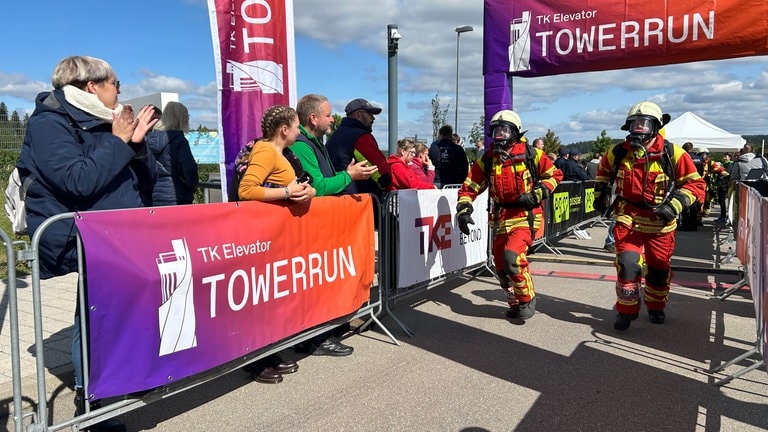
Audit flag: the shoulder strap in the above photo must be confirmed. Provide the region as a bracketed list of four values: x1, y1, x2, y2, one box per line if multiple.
[661, 139, 675, 179]
[525, 144, 539, 185]
[610, 144, 628, 183]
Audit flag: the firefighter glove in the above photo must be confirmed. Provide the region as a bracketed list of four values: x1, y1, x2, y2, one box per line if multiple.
[594, 182, 610, 214]
[654, 203, 677, 223]
[517, 185, 548, 211]
[517, 192, 539, 210]
[456, 202, 475, 235]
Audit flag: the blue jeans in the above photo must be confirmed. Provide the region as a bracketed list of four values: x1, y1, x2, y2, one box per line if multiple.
[604, 220, 616, 246]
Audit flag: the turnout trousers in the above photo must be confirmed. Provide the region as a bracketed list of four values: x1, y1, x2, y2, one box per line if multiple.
[492, 225, 535, 306]
[613, 223, 676, 315]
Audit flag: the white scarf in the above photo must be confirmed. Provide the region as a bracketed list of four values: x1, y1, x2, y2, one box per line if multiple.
[61, 84, 123, 122]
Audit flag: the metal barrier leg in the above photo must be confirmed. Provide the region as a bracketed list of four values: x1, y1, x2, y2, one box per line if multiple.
[708, 346, 765, 386]
[357, 309, 400, 346]
[383, 300, 415, 337]
[716, 278, 748, 301]
[538, 240, 563, 256]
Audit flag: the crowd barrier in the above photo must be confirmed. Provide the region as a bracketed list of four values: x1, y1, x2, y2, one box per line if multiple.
[708, 181, 768, 385]
[7, 179, 765, 430]
[7, 195, 395, 432]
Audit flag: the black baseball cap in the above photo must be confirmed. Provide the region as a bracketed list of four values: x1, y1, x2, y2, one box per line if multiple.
[344, 98, 382, 115]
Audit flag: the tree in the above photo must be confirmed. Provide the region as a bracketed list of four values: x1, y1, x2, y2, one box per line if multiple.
[592, 130, 613, 157]
[541, 129, 561, 155]
[431, 93, 449, 141]
[326, 113, 342, 139]
[466, 115, 485, 146]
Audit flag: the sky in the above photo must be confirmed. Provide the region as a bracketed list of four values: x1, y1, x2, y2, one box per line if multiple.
[2, 0, 767, 150]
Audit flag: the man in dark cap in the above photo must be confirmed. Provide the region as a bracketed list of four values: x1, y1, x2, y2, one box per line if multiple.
[326, 98, 392, 195]
[554, 147, 569, 170]
[562, 148, 589, 182]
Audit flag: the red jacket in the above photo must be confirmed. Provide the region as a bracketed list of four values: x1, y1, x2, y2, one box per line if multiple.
[408, 158, 436, 186]
[387, 155, 435, 191]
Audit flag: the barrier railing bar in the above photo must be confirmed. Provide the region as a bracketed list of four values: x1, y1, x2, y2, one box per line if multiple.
[3, 230, 25, 432]
[716, 277, 749, 301]
[709, 347, 765, 386]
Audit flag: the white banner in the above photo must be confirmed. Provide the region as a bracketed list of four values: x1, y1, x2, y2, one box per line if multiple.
[397, 189, 489, 288]
[746, 187, 762, 327]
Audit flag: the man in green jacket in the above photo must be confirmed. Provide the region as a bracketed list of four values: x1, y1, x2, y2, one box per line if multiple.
[290, 93, 376, 357]
[292, 93, 375, 197]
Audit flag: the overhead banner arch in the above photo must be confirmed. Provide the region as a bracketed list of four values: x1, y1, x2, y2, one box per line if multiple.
[483, 0, 768, 120]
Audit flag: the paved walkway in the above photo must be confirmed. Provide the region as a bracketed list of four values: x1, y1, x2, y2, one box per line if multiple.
[2, 213, 765, 431]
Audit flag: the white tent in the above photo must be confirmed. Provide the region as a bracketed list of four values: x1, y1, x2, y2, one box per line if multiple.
[663, 111, 745, 151]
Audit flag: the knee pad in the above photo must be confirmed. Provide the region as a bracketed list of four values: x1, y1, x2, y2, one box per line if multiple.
[645, 265, 670, 287]
[502, 249, 521, 277]
[616, 250, 642, 281]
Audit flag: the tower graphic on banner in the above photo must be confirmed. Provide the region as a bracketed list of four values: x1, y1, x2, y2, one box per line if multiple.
[157, 238, 198, 356]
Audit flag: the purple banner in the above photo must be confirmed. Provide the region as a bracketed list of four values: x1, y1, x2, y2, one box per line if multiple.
[75, 196, 374, 399]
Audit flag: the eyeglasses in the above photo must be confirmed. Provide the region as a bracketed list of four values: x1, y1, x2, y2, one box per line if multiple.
[109, 80, 121, 91]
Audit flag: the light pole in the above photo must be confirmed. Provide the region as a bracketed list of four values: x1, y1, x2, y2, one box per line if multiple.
[454, 25, 473, 136]
[387, 24, 401, 156]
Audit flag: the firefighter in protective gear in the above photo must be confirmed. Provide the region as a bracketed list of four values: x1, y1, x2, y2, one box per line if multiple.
[595, 101, 705, 331]
[456, 109, 562, 319]
[693, 147, 729, 224]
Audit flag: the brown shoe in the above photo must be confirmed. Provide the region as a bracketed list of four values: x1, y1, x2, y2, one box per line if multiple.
[270, 355, 298, 374]
[253, 366, 283, 384]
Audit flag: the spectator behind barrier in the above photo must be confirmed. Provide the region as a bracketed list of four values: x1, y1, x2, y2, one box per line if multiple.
[562, 148, 589, 182]
[429, 124, 469, 187]
[237, 105, 315, 384]
[409, 142, 436, 185]
[387, 138, 436, 190]
[16, 55, 161, 432]
[290, 93, 368, 359]
[142, 101, 199, 206]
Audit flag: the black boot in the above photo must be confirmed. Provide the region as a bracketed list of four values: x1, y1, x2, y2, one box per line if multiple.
[74, 388, 127, 432]
[614, 313, 638, 331]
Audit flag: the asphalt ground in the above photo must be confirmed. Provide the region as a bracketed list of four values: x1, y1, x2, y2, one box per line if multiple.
[2, 211, 766, 431]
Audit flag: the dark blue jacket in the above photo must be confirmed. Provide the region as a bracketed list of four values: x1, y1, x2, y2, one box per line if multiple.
[16, 89, 157, 279]
[142, 130, 199, 206]
[430, 138, 469, 186]
[326, 117, 380, 195]
[562, 158, 589, 182]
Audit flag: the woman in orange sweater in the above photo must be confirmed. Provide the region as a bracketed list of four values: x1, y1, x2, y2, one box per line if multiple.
[237, 105, 315, 384]
[238, 105, 315, 203]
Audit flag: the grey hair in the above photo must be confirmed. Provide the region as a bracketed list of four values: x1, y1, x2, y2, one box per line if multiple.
[51, 56, 115, 89]
[296, 94, 328, 126]
[155, 101, 190, 132]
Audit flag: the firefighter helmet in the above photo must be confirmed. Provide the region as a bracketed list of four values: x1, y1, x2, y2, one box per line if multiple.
[621, 101, 668, 146]
[489, 110, 524, 147]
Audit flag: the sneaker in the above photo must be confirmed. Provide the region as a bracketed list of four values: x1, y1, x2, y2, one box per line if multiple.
[613, 312, 638, 331]
[648, 309, 666, 324]
[603, 243, 616, 253]
[311, 337, 354, 356]
[506, 297, 536, 320]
